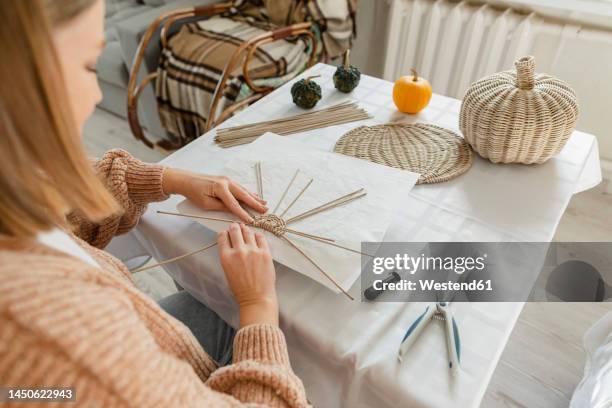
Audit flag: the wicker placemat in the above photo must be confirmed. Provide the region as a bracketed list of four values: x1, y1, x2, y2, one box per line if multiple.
[334, 123, 473, 184]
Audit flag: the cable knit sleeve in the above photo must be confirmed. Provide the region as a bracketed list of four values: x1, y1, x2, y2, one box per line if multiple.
[0, 255, 311, 408]
[67, 149, 169, 249]
[207, 325, 310, 406]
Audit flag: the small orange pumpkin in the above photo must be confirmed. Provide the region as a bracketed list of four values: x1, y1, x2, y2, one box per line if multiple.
[393, 69, 432, 114]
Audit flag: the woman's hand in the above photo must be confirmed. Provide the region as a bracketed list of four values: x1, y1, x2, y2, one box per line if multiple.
[162, 168, 267, 223]
[218, 223, 278, 327]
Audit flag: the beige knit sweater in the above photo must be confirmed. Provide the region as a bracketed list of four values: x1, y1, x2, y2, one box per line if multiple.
[0, 149, 310, 407]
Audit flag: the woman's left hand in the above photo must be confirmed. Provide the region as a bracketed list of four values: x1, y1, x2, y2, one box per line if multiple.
[162, 168, 267, 223]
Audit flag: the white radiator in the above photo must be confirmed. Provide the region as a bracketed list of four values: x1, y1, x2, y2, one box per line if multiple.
[382, 0, 571, 99]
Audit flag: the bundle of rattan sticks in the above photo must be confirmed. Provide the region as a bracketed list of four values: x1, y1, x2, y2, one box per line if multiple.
[215, 101, 371, 148]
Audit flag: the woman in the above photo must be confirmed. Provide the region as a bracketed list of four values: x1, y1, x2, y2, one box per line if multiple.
[0, 0, 309, 406]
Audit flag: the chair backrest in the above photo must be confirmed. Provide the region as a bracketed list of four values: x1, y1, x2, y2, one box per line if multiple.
[233, 0, 357, 59]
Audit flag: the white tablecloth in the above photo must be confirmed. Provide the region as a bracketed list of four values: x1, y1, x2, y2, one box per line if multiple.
[120, 64, 601, 407]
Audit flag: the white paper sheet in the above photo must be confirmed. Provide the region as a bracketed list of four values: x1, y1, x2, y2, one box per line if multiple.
[178, 133, 419, 293]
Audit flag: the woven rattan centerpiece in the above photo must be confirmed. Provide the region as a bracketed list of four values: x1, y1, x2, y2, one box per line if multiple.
[334, 123, 473, 184]
[460, 55, 579, 164]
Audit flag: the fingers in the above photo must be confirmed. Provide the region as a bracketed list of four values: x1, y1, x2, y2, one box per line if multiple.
[247, 188, 266, 204]
[230, 182, 267, 214]
[215, 185, 254, 223]
[241, 223, 256, 246]
[197, 195, 229, 212]
[217, 230, 231, 252]
[253, 192, 266, 204]
[254, 231, 269, 251]
[228, 223, 244, 247]
[243, 183, 266, 204]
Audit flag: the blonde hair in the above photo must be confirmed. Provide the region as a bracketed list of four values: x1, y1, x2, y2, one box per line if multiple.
[0, 0, 120, 237]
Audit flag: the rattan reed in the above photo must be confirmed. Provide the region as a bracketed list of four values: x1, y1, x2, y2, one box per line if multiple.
[215, 101, 371, 148]
[459, 55, 579, 164]
[334, 123, 473, 184]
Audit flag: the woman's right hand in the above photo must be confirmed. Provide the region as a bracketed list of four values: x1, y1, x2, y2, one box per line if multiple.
[218, 223, 278, 328]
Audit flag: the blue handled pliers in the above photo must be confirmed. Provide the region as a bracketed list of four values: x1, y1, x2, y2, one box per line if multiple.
[398, 301, 461, 376]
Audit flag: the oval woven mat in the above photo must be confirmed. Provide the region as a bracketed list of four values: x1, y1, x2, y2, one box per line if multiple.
[334, 123, 473, 184]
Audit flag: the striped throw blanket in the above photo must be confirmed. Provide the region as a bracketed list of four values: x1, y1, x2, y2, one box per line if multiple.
[155, 0, 357, 147]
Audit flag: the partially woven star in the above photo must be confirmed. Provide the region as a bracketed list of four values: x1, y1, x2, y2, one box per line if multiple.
[144, 162, 369, 300]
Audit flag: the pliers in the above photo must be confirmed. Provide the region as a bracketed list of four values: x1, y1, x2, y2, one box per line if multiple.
[398, 301, 461, 376]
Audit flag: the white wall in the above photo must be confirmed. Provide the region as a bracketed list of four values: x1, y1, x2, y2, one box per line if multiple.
[351, 0, 390, 79]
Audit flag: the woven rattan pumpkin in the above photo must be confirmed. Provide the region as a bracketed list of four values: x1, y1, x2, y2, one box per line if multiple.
[459, 56, 579, 164]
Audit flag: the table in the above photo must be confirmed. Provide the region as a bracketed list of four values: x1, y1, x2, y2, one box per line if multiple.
[119, 64, 601, 407]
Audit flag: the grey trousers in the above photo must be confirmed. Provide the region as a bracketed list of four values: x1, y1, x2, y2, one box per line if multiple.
[159, 291, 235, 366]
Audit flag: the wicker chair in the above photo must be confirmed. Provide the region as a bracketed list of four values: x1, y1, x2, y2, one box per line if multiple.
[127, 2, 318, 149]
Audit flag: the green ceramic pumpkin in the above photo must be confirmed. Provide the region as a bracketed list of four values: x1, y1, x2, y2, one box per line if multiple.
[333, 50, 361, 93]
[291, 75, 322, 109]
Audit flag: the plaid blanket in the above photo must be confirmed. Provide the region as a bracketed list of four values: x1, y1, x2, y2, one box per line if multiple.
[237, 0, 357, 59]
[155, 0, 357, 146]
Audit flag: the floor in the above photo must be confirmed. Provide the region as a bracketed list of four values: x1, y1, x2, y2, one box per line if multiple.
[84, 108, 612, 408]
